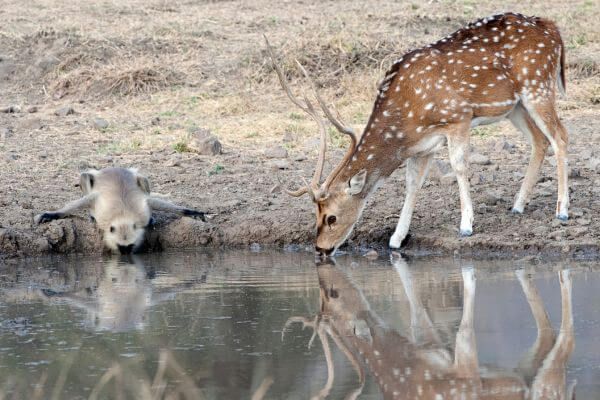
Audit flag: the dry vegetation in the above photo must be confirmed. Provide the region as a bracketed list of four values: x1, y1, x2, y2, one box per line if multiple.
[1, 0, 598, 150]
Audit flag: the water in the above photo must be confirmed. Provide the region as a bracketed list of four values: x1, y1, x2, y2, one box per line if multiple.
[0, 251, 598, 399]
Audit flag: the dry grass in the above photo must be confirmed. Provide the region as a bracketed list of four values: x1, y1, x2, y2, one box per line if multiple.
[0, 0, 598, 152]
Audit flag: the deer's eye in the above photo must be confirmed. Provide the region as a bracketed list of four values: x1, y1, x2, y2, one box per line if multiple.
[110, 226, 115, 233]
[327, 215, 337, 226]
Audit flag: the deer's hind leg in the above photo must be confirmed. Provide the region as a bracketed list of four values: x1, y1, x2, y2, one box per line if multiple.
[508, 104, 550, 214]
[520, 98, 569, 220]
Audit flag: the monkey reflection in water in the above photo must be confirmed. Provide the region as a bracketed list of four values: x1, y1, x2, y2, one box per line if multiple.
[40, 256, 195, 332]
[283, 255, 576, 400]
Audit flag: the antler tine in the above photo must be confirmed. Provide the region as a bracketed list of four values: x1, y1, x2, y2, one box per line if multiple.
[264, 35, 328, 197]
[303, 93, 327, 190]
[294, 61, 358, 193]
[294, 61, 358, 142]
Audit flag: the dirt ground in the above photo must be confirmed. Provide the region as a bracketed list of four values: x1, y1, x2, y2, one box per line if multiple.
[1, 0, 599, 259]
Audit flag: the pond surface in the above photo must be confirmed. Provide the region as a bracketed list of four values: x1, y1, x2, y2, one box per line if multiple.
[0, 251, 598, 399]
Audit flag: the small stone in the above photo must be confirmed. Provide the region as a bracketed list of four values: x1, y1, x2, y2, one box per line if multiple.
[439, 173, 457, 186]
[548, 229, 567, 240]
[293, 154, 307, 162]
[364, 249, 378, 259]
[1, 105, 21, 113]
[78, 160, 94, 170]
[93, 117, 109, 130]
[264, 145, 288, 159]
[483, 191, 502, 206]
[168, 159, 181, 167]
[570, 227, 588, 237]
[586, 159, 600, 173]
[21, 118, 44, 130]
[189, 128, 222, 155]
[100, 157, 113, 164]
[470, 153, 491, 165]
[496, 140, 516, 153]
[27, 106, 38, 113]
[271, 160, 290, 170]
[55, 106, 75, 117]
[577, 218, 591, 226]
[151, 116, 161, 126]
[568, 168, 581, 179]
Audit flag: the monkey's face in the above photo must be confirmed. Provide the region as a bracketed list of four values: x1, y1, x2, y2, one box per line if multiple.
[103, 216, 148, 254]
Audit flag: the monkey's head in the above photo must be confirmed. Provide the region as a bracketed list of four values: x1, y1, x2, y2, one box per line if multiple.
[102, 214, 149, 254]
[81, 168, 153, 254]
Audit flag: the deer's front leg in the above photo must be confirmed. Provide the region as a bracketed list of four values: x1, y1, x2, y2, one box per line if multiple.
[389, 154, 433, 248]
[447, 132, 473, 236]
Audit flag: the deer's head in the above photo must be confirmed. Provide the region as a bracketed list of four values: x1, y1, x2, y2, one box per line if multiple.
[267, 38, 374, 256]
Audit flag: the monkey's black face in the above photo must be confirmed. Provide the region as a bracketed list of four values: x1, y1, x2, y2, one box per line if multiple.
[118, 244, 135, 254]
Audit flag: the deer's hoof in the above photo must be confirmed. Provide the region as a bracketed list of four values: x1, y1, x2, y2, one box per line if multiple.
[556, 213, 569, 221]
[459, 229, 473, 237]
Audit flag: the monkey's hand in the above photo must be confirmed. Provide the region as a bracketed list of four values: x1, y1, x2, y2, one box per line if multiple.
[34, 212, 64, 224]
[182, 209, 206, 222]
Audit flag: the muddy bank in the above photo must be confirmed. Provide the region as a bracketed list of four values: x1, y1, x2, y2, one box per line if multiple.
[2, 113, 600, 260]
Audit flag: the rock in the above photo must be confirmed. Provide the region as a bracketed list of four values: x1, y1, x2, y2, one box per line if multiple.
[293, 154, 307, 162]
[270, 160, 290, 170]
[55, 106, 75, 117]
[264, 145, 288, 159]
[548, 229, 567, 240]
[496, 140, 516, 153]
[1, 127, 13, 141]
[189, 128, 222, 155]
[93, 117, 109, 130]
[364, 249, 378, 259]
[483, 191, 502, 206]
[21, 118, 44, 130]
[27, 106, 38, 113]
[568, 168, 581, 179]
[78, 160, 94, 170]
[151, 116, 160, 126]
[430, 160, 456, 185]
[0, 105, 21, 113]
[570, 227, 588, 237]
[440, 174, 457, 186]
[470, 153, 491, 165]
[577, 218, 591, 226]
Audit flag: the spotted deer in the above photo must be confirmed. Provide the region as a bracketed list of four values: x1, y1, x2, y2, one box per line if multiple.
[283, 256, 576, 399]
[268, 12, 569, 256]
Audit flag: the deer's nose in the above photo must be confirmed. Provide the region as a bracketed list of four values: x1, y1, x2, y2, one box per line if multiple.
[118, 244, 134, 254]
[315, 246, 334, 256]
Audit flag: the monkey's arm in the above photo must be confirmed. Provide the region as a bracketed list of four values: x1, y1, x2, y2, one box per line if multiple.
[147, 197, 206, 222]
[35, 193, 97, 224]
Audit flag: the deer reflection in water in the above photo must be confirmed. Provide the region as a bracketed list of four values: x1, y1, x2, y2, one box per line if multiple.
[283, 254, 575, 400]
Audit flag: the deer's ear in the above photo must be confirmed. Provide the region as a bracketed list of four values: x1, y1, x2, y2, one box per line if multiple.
[347, 169, 367, 195]
[79, 171, 96, 194]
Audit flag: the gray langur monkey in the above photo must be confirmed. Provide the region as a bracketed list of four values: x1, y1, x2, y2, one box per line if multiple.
[35, 167, 206, 254]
